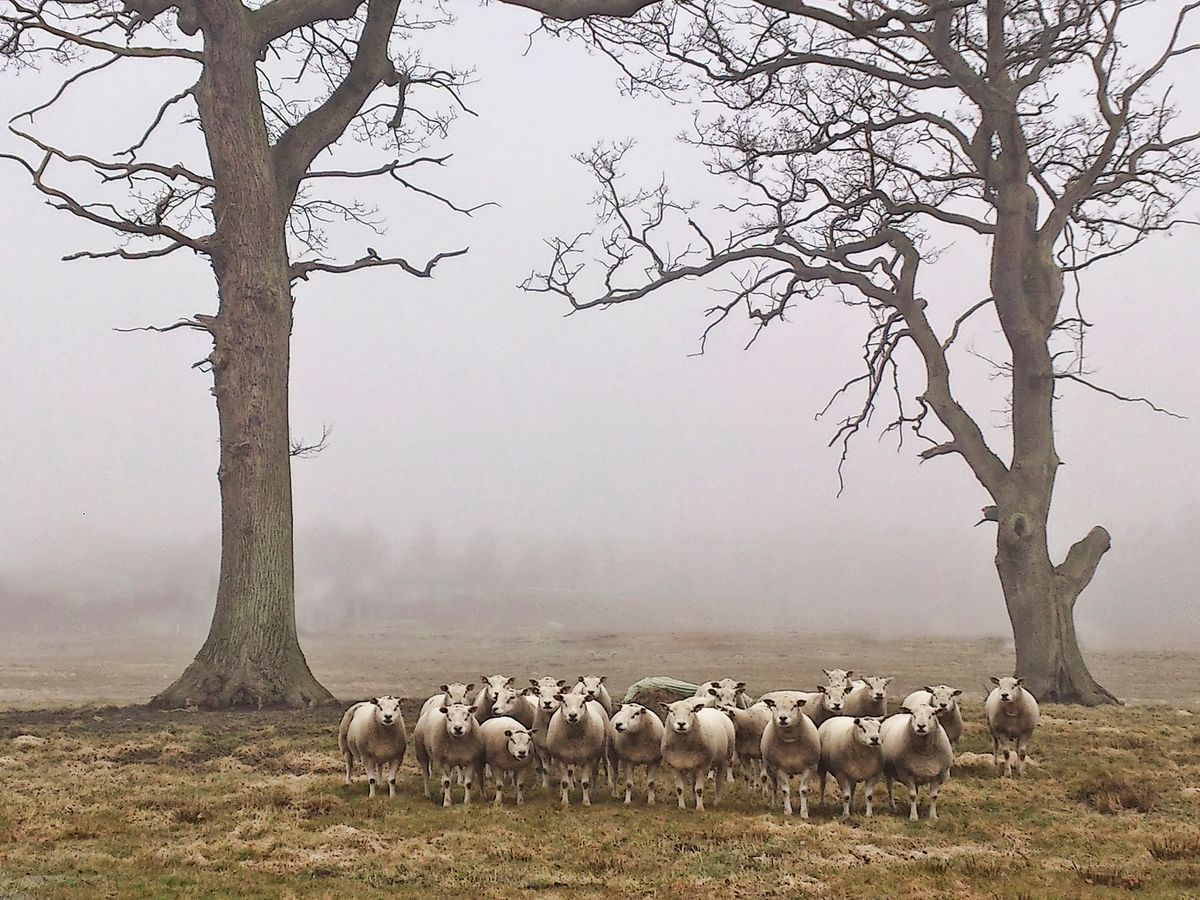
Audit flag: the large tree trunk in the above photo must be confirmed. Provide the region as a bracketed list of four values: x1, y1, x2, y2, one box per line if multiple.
[151, 0, 333, 709]
[995, 518, 1118, 705]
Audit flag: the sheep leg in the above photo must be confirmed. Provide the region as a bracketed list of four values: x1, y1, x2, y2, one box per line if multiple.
[464, 766, 478, 807]
[385, 759, 399, 798]
[1016, 734, 1030, 777]
[366, 759, 378, 799]
[344, 752, 354, 786]
[864, 776, 877, 817]
[646, 763, 658, 806]
[493, 770, 505, 807]
[584, 761, 598, 807]
[441, 770, 454, 808]
[797, 769, 811, 820]
[818, 768, 828, 808]
[1002, 742, 1014, 779]
[905, 779, 919, 821]
[886, 773, 895, 811]
[838, 775, 853, 818]
[991, 733, 1002, 767]
[419, 758, 431, 799]
[694, 770, 706, 812]
[674, 770, 688, 810]
[515, 770, 525, 806]
[560, 770, 572, 808]
[713, 761, 728, 807]
[929, 773, 947, 820]
[623, 761, 634, 805]
[778, 772, 792, 816]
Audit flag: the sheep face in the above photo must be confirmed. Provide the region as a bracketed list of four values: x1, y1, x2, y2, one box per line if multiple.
[852, 716, 883, 748]
[612, 704, 650, 734]
[665, 700, 707, 734]
[819, 680, 854, 714]
[576, 675, 607, 701]
[822, 668, 855, 688]
[556, 692, 591, 725]
[706, 682, 746, 707]
[924, 683, 963, 711]
[504, 727, 534, 761]
[491, 686, 526, 718]
[861, 676, 892, 703]
[439, 703, 477, 737]
[990, 676, 1025, 703]
[905, 704, 940, 736]
[371, 696, 403, 727]
[531, 680, 565, 714]
[482, 674, 514, 696]
[762, 696, 806, 728]
[439, 682, 475, 705]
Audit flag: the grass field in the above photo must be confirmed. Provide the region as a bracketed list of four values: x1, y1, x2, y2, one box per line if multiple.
[2, 696, 1199, 898]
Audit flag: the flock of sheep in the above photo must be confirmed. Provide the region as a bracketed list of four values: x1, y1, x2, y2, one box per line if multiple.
[337, 669, 1041, 821]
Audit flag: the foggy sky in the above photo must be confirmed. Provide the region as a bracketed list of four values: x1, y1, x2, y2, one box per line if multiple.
[1, 4, 1198, 650]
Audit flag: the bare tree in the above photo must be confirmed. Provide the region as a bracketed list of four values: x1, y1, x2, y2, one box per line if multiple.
[1, 0, 479, 708]
[505, 0, 1199, 703]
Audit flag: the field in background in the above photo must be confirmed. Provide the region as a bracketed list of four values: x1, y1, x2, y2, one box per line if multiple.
[1, 700, 1199, 898]
[3, 626, 1200, 708]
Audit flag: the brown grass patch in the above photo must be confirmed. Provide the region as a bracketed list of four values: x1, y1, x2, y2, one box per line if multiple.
[1073, 863, 1147, 891]
[1072, 774, 1159, 814]
[1148, 830, 1200, 861]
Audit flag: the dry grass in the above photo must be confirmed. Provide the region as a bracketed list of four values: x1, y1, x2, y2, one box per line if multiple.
[0, 699, 1198, 899]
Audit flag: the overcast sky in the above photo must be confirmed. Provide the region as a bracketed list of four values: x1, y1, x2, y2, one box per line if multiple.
[1, 2, 1198, 648]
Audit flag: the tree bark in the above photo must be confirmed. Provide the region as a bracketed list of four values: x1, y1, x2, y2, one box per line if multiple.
[151, 0, 333, 709]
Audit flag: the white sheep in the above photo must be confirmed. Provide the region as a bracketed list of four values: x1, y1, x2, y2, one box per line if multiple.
[571, 675, 614, 716]
[609, 703, 663, 805]
[528, 678, 567, 787]
[822, 668, 855, 688]
[721, 701, 772, 793]
[844, 676, 892, 718]
[546, 692, 609, 807]
[419, 682, 475, 722]
[413, 702, 485, 807]
[817, 715, 883, 817]
[881, 703, 954, 820]
[760, 683, 853, 726]
[472, 674, 515, 723]
[694, 678, 749, 709]
[490, 685, 537, 729]
[660, 699, 735, 811]
[985, 676, 1040, 778]
[478, 716, 535, 806]
[902, 684, 964, 744]
[760, 695, 822, 818]
[338, 696, 407, 798]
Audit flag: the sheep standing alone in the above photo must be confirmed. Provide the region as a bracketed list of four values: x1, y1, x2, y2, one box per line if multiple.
[985, 676, 1040, 777]
[902, 684, 964, 743]
[546, 692, 609, 807]
[817, 716, 883, 817]
[844, 676, 892, 718]
[609, 703, 664, 805]
[472, 674, 515, 723]
[881, 704, 954, 821]
[660, 699, 735, 811]
[760, 695, 822, 818]
[338, 696, 407, 798]
[413, 702, 485, 807]
[571, 675, 614, 716]
[478, 716, 535, 806]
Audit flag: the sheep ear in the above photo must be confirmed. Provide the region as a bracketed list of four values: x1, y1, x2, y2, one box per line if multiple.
[853, 717, 861, 726]
[439, 706, 449, 715]
[723, 709, 736, 721]
[504, 729, 513, 737]
[735, 682, 746, 692]
[553, 693, 564, 702]
[692, 702, 706, 713]
[822, 669, 832, 678]
[465, 684, 475, 693]
[795, 697, 807, 707]
[923, 686, 934, 694]
[528, 726, 539, 735]
[817, 685, 827, 693]
[468, 705, 478, 715]
[556, 679, 567, 687]
[371, 697, 380, 707]
[707, 688, 718, 696]
[439, 684, 450, 693]
[599, 676, 607, 684]
[504, 676, 515, 687]
[761, 698, 775, 708]
[898, 706, 912, 715]
[883, 677, 893, 685]
[1014, 678, 1024, 687]
[844, 671, 854, 679]
[990, 676, 1001, 686]
[951, 689, 963, 697]
[578, 675, 586, 684]
[480, 675, 489, 685]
